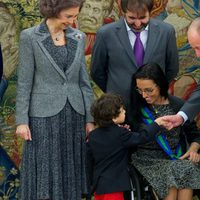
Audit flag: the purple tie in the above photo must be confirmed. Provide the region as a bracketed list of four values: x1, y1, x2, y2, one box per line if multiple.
[133, 32, 144, 67]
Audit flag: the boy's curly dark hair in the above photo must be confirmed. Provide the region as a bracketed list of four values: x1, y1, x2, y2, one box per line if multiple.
[91, 93, 124, 127]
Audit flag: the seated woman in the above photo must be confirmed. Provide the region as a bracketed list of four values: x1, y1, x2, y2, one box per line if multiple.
[127, 63, 200, 200]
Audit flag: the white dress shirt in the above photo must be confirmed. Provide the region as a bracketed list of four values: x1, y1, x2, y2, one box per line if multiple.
[124, 19, 148, 50]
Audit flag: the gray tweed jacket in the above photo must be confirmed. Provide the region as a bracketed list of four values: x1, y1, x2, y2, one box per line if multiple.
[16, 22, 94, 125]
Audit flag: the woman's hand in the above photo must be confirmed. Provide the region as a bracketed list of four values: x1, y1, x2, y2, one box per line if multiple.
[179, 142, 200, 163]
[179, 151, 200, 163]
[85, 122, 95, 138]
[155, 117, 168, 127]
[16, 124, 32, 141]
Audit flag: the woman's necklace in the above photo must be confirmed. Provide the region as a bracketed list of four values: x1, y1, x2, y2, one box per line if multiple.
[46, 20, 65, 43]
[152, 104, 159, 114]
[152, 98, 169, 114]
[54, 31, 64, 41]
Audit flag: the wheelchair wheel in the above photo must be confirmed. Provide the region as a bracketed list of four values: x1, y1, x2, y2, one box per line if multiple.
[128, 165, 160, 200]
[128, 165, 142, 200]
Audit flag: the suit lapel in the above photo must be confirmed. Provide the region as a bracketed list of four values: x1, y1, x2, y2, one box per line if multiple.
[64, 27, 79, 75]
[116, 18, 136, 66]
[116, 19, 160, 66]
[35, 23, 83, 80]
[144, 20, 159, 63]
[35, 23, 67, 80]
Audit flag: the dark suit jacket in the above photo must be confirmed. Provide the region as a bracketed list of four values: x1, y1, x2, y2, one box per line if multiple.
[87, 122, 161, 194]
[90, 17, 179, 107]
[0, 45, 3, 82]
[167, 95, 200, 145]
[180, 83, 200, 121]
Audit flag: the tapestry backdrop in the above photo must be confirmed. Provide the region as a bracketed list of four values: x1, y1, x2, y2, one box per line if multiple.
[0, 0, 199, 199]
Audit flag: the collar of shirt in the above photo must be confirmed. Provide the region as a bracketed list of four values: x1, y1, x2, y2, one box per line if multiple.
[124, 19, 148, 50]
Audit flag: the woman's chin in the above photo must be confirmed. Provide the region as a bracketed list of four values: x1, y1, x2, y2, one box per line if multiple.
[145, 99, 152, 104]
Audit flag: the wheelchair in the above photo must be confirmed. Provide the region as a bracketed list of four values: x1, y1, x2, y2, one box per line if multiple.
[85, 145, 200, 200]
[127, 164, 160, 200]
[128, 163, 200, 200]
[84, 166, 200, 200]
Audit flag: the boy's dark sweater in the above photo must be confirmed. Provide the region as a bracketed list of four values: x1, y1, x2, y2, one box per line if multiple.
[87, 122, 160, 194]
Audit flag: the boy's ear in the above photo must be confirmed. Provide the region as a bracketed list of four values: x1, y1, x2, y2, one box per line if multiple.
[112, 118, 118, 124]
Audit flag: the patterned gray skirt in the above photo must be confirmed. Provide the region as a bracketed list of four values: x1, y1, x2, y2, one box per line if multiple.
[132, 148, 200, 198]
[20, 101, 88, 200]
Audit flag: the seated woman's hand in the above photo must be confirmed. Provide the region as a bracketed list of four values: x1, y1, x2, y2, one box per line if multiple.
[155, 117, 171, 127]
[179, 151, 200, 163]
[180, 142, 200, 163]
[16, 124, 32, 141]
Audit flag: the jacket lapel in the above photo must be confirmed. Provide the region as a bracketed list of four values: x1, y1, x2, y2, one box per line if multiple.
[116, 18, 160, 66]
[116, 17, 136, 66]
[64, 27, 79, 75]
[35, 23, 68, 80]
[144, 20, 159, 63]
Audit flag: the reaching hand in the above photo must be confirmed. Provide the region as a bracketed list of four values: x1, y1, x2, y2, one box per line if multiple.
[16, 124, 32, 141]
[179, 151, 200, 163]
[156, 114, 184, 130]
[154, 117, 171, 127]
[118, 124, 131, 131]
[180, 142, 200, 163]
[85, 122, 95, 138]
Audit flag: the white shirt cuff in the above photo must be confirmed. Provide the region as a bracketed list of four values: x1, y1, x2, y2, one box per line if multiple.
[178, 111, 188, 123]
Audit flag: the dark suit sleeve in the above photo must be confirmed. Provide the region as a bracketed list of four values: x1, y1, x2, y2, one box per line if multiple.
[165, 27, 179, 82]
[120, 122, 161, 148]
[90, 31, 108, 92]
[180, 82, 200, 121]
[169, 95, 200, 145]
[0, 45, 3, 82]
[182, 120, 200, 145]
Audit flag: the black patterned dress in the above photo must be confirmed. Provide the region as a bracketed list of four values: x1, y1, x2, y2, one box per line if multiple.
[20, 25, 88, 200]
[131, 104, 200, 198]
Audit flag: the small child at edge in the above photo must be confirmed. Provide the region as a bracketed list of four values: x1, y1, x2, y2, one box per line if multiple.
[87, 93, 164, 200]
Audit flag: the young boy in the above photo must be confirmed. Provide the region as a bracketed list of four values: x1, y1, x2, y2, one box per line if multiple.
[87, 93, 164, 200]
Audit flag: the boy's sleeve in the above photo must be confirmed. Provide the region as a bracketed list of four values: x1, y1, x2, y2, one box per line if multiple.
[86, 142, 94, 194]
[120, 123, 161, 148]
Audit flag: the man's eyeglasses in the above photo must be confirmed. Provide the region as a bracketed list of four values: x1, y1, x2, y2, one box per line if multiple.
[136, 85, 157, 95]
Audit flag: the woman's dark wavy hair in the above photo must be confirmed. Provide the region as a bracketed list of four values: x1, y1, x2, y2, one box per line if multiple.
[120, 0, 153, 13]
[39, 0, 85, 18]
[127, 63, 169, 129]
[91, 93, 124, 127]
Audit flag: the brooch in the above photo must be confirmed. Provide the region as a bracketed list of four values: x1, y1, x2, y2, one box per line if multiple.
[74, 33, 82, 40]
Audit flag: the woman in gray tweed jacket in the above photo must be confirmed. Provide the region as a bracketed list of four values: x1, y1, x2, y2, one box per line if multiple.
[15, 0, 94, 199]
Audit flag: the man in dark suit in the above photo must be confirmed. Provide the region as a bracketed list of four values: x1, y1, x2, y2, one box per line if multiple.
[90, 0, 179, 108]
[161, 17, 200, 128]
